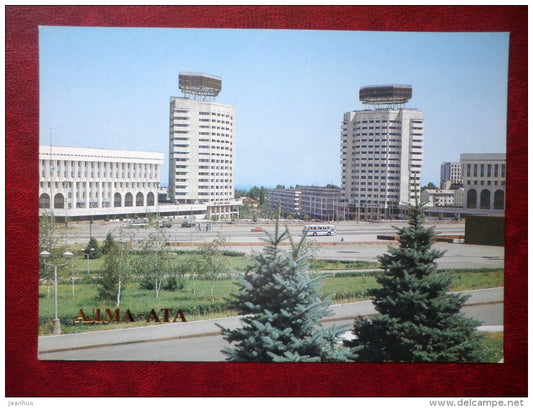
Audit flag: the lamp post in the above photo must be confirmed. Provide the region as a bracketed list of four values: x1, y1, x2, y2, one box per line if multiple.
[82, 247, 95, 274]
[40, 250, 73, 335]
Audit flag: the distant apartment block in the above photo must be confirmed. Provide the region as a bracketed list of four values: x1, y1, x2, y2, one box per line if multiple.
[268, 186, 341, 220]
[421, 189, 458, 207]
[440, 162, 463, 189]
[460, 153, 506, 211]
[168, 72, 239, 219]
[341, 85, 424, 219]
[267, 188, 301, 216]
[300, 186, 341, 220]
[39, 145, 164, 220]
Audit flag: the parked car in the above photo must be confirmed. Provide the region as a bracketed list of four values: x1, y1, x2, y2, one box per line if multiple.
[158, 219, 172, 228]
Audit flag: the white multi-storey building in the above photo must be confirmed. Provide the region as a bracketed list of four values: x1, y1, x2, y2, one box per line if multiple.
[168, 73, 239, 219]
[460, 153, 506, 211]
[39, 145, 164, 220]
[440, 162, 463, 189]
[299, 186, 342, 221]
[268, 188, 302, 216]
[420, 189, 457, 207]
[268, 186, 341, 220]
[341, 85, 424, 219]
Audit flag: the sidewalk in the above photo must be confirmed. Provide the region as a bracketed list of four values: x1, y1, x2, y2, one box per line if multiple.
[39, 287, 503, 356]
[38, 315, 241, 354]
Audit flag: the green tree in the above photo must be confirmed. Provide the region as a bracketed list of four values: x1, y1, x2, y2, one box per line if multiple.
[98, 245, 122, 303]
[195, 236, 231, 302]
[248, 186, 260, 200]
[344, 202, 486, 362]
[258, 186, 267, 206]
[162, 255, 187, 291]
[218, 218, 354, 362]
[101, 232, 118, 255]
[39, 213, 58, 253]
[247, 185, 268, 206]
[39, 214, 74, 297]
[234, 188, 248, 198]
[39, 214, 59, 288]
[97, 227, 133, 306]
[132, 228, 169, 298]
[85, 236, 102, 259]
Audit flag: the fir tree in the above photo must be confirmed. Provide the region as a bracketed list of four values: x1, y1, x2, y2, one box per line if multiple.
[218, 218, 354, 362]
[84, 236, 102, 259]
[345, 202, 486, 362]
[101, 232, 118, 255]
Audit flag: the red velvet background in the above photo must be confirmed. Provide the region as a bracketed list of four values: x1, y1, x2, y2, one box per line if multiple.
[5, 6, 527, 397]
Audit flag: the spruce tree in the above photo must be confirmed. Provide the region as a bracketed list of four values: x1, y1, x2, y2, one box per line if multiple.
[218, 219, 354, 362]
[101, 232, 118, 255]
[85, 236, 102, 259]
[345, 202, 486, 362]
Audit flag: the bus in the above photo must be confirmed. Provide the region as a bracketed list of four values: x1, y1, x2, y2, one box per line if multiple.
[302, 225, 336, 236]
[129, 218, 149, 228]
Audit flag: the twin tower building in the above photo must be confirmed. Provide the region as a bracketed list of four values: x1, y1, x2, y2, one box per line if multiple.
[169, 75, 424, 219]
[39, 72, 424, 221]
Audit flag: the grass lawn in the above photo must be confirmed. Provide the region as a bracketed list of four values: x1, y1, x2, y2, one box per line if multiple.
[479, 332, 504, 363]
[318, 268, 504, 303]
[38, 270, 505, 363]
[39, 267, 503, 335]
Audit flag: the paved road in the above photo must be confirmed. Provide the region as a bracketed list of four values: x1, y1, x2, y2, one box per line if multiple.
[39, 288, 503, 362]
[58, 219, 466, 244]
[57, 220, 504, 270]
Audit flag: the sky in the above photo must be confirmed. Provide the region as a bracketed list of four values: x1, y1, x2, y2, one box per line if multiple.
[39, 27, 509, 189]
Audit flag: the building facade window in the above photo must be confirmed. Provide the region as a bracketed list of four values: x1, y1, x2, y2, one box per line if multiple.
[480, 189, 491, 209]
[466, 189, 477, 208]
[39, 193, 50, 209]
[147, 192, 155, 206]
[114, 192, 122, 207]
[494, 190, 505, 209]
[54, 193, 65, 209]
[136, 192, 144, 207]
[125, 192, 134, 207]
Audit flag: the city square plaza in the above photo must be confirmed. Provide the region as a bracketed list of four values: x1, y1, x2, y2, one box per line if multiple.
[58, 218, 504, 270]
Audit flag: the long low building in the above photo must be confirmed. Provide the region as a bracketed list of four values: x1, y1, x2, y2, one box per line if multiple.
[39, 145, 242, 221]
[39, 145, 164, 220]
[268, 186, 341, 221]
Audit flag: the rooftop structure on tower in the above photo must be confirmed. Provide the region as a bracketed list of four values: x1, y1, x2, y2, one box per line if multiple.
[178, 72, 222, 101]
[359, 84, 412, 109]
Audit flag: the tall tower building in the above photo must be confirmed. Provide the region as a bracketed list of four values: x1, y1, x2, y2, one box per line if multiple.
[168, 73, 236, 207]
[340, 85, 424, 219]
